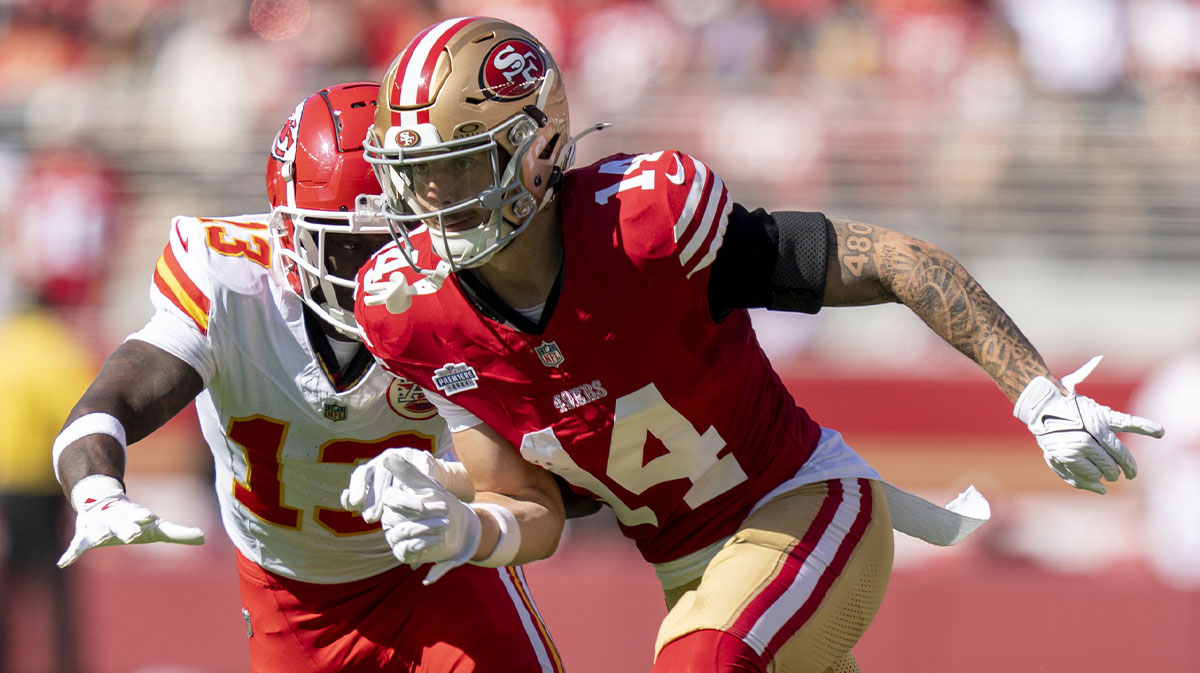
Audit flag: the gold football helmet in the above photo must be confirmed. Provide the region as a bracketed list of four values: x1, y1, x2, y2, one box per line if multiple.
[364, 17, 573, 271]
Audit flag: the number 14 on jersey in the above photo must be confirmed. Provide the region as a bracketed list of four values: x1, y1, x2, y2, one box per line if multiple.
[520, 383, 747, 527]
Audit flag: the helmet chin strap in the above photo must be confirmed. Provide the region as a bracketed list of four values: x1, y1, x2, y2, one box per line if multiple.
[536, 122, 610, 210]
[558, 123, 610, 173]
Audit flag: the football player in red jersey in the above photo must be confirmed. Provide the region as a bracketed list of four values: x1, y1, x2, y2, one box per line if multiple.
[50, 82, 564, 673]
[353, 17, 1165, 673]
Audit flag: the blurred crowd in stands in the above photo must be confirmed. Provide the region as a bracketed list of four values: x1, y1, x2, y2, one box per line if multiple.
[0, 0, 1198, 330]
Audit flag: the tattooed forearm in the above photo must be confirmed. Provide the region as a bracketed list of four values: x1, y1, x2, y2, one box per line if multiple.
[825, 219, 1055, 401]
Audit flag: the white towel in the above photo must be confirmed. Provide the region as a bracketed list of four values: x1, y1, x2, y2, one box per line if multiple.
[882, 482, 991, 546]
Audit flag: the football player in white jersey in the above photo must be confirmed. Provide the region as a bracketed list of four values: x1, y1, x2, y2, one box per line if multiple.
[50, 82, 564, 673]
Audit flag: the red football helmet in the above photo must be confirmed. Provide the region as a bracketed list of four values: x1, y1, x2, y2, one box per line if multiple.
[266, 81, 390, 337]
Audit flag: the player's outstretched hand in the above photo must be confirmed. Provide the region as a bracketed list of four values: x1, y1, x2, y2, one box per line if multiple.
[57, 475, 205, 568]
[377, 456, 482, 585]
[1015, 355, 1165, 494]
[341, 447, 475, 523]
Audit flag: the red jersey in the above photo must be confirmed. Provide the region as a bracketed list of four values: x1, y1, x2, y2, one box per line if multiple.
[356, 151, 823, 564]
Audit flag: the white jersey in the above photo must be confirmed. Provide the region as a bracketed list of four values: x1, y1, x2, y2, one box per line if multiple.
[128, 214, 447, 583]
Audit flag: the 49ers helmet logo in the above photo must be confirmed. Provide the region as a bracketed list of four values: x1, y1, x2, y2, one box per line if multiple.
[394, 129, 420, 147]
[480, 38, 544, 101]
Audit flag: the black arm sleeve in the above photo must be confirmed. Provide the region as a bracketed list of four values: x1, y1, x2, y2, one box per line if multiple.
[707, 205, 831, 321]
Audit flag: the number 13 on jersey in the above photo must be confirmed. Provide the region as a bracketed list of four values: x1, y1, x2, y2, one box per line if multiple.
[520, 383, 747, 527]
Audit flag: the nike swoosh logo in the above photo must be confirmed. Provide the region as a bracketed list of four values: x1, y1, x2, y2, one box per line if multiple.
[665, 155, 686, 185]
[1038, 413, 1083, 432]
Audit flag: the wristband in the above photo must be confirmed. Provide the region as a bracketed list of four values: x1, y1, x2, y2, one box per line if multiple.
[468, 503, 522, 568]
[52, 413, 127, 485]
[69, 474, 125, 513]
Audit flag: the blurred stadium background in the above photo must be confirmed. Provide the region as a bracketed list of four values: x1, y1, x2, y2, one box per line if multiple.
[1, 0, 1198, 671]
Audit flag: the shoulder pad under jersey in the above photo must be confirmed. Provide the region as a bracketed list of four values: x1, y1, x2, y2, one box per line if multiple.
[571, 150, 732, 278]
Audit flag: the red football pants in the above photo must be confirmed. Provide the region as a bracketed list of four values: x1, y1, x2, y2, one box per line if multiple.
[236, 550, 563, 673]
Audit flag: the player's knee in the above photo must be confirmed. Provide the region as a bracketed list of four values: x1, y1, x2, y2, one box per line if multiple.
[653, 629, 765, 673]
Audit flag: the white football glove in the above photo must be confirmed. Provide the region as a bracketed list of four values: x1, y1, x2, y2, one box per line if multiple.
[1015, 356, 1165, 494]
[340, 447, 475, 523]
[58, 475, 205, 568]
[376, 456, 482, 585]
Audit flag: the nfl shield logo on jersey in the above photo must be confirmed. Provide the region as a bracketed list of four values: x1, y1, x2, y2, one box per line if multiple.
[322, 401, 348, 422]
[533, 341, 564, 368]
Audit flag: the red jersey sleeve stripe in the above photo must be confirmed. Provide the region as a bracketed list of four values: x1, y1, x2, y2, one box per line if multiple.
[153, 243, 210, 335]
[683, 182, 731, 279]
[672, 156, 709, 244]
[673, 165, 717, 263]
[678, 171, 727, 269]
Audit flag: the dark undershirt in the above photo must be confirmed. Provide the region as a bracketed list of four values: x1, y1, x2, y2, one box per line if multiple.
[301, 305, 374, 392]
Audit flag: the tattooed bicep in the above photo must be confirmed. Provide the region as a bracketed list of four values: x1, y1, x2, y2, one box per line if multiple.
[830, 219, 881, 278]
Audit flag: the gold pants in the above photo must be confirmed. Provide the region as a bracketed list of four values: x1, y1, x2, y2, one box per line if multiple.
[656, 479, 893, 673]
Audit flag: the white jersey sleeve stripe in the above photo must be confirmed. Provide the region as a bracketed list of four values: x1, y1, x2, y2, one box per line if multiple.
[678, 172, 726, 269]
[685, 191, 733, 279]
[672, 157, 709, 246]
